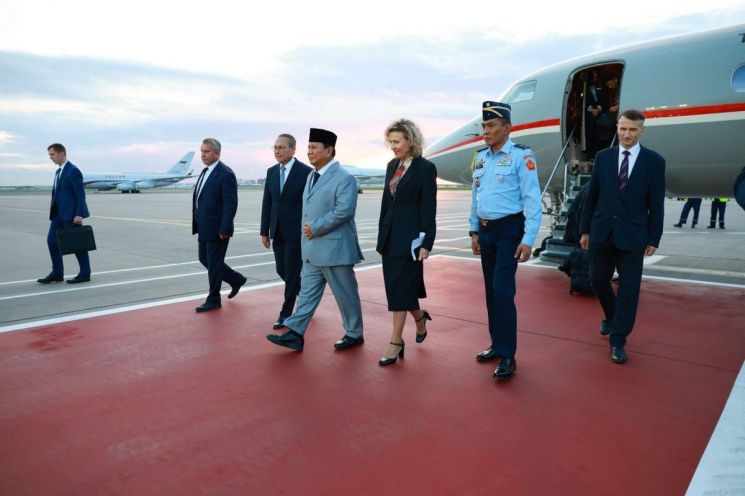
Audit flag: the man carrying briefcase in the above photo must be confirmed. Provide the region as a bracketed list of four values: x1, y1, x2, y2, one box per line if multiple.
[37, 143, 92, 284]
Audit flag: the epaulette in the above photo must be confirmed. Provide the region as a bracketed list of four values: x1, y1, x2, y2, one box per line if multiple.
[476, 146, 489, 152]
[513, 143, 530, 150]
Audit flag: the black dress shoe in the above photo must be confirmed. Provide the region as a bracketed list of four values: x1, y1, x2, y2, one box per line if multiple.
[266, 330, 304, 351]
[600, 319, 613, 336]
[66, 275, 91, 284]
[334, 334, 364, 350]
[37, 274, 64, 284]
[228, 276, 247, 299]
[475, 347, 499, 362]
[272, 319, 286, 330]
[379, 341, 405, 366]
[673, 222, 683, 228]
[493, 357, 516, 379]
[415, 310, 431, 343]
[611, 347, 627, 364]
[195, 301, 221, 313]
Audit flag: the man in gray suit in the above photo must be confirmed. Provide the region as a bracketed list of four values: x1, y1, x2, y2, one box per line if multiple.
[266, 128, 364, 352]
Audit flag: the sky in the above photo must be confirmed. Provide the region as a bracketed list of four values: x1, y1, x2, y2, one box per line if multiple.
[1, 0, 744, 185]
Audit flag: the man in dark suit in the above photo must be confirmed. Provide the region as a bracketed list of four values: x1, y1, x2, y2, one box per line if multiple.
[260, 133, 312, 329]
[580, 109, 666, 364]
[38, 143, 92, 284]
[192, 138, 247, 313]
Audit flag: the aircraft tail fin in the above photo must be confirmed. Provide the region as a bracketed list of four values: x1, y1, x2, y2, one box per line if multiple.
[167, 152, 195, 175]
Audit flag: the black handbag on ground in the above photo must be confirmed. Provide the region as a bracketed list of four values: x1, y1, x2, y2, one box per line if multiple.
[56, 225, 97, 255]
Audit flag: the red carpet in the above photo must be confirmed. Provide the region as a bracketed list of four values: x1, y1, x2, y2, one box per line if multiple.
[1, 257, 742, 495]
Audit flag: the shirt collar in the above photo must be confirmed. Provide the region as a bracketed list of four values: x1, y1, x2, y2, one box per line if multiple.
[620, 142, 641, 157]
[316, 159, 337, 176]
[487, 138, 513, 156]
[280, 157, 295, 170]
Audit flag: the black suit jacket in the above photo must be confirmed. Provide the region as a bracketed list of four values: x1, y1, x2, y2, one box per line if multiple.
[376, 157, 437, 256]
[580, 145, 666, 250]
[192, 161, 238, 242]
[260, 159, 312, 242]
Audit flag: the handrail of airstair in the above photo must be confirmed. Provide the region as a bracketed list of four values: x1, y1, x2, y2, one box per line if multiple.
[541, 125, 576, 200]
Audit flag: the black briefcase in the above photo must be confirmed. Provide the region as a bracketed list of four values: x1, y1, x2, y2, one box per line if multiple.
[56, 225, 97, 255]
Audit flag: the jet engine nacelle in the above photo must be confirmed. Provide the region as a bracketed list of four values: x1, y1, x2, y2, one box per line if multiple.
[135, 181, 155, 190]
[116, 182, 136, 192]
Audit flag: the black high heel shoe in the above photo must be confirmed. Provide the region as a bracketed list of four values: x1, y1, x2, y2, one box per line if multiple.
[379, 341, 405, 366]
[415, 310, 432, 343]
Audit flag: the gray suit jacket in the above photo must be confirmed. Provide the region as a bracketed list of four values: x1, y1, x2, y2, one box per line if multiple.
[301, 161, 363, 266]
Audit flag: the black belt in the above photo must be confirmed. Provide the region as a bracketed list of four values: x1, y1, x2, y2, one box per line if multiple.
[478, 212, 524, 227]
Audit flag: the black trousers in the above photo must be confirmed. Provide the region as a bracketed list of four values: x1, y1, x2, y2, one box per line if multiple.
[589, 234, 645, 349]
[710, 199, 726, 226]
[478, 214, 524, 359]
[272, 237, 302, 320]
[198, 238, 243, 304]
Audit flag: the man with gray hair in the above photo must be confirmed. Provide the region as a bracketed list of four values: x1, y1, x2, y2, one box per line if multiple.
[192, 138, 247, 312]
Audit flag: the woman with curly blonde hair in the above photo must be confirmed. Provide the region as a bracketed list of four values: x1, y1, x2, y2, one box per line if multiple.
[376, 118, 438, 366]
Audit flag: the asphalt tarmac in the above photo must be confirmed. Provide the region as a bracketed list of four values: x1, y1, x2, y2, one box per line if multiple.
[1, 189, 743, 329]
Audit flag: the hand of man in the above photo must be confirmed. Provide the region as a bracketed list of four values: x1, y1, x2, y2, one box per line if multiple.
[418, 247, 430, 261]
[471, 234, 480, 255]
[303, 224, 314, 240]
[219, 234, 228, 240]
[261, 235, 270, 249]
[72, 216, 83, 225]
[514, 243, 532, 263]
[645, 245, 657, 256]
[579, 234, 589, 250]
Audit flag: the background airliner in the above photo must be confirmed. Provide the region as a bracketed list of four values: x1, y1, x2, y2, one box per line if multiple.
[83, 152, 194, 193]
[425, 24, 745, 197]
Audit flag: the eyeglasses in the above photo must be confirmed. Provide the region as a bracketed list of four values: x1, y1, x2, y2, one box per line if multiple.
[272, 146, 288, 151]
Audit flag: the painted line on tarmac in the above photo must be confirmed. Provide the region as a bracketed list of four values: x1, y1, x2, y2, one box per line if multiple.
[0, 262, 383, 334]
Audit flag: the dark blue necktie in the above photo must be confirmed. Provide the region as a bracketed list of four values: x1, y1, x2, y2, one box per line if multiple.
[51, 167, 61, 200]
[619, 150, 629, 189]
[280, 165, 286, 193]
[311, 171, 321, 189]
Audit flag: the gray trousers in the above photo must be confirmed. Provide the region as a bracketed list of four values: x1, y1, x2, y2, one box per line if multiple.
[283, 262, 363, 338]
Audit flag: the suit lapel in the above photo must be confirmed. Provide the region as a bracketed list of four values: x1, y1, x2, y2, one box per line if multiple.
[306, 162, 337, 199]
[394, 157, 419, 195]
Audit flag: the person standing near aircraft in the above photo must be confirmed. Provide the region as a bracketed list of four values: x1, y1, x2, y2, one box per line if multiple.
[192, 138, 247, 313]
[260, 134, 312, 329]
[266, 128, 364, 352]
[376, 119, 437, 366]
[580, 109, 666, 364]
[707, 198, 728, 229]
[674, 197, 702, 228]
[469, 102, 542, 379]
[37, 143, 92, 284]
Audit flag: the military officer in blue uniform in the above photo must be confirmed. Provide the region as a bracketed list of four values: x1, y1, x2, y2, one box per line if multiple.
[469, 101, 542, 379]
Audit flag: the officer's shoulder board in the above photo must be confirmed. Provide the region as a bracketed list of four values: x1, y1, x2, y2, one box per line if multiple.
[513, 143, 530, 150]
[476, 146, 489, 153]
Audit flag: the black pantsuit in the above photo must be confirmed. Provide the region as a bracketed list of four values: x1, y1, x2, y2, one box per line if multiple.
[376, 157, 437, 312]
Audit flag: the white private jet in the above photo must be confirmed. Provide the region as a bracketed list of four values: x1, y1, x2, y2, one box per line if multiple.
[83, 152, 195, 193]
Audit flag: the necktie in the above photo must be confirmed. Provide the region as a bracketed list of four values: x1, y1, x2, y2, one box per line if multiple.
[194, 167, 208, 203]
[52, 167, 61, 200]
[279, 165, 286, 193]
[311, 171, 321, 189]
[389, 162, 405, 195]
[619, 150, 629, 190]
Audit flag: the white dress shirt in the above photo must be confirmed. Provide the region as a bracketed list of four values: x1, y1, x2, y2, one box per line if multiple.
[618, 142, 641, 177]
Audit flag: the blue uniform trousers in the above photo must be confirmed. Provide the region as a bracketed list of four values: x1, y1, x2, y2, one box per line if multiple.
[47, 215, 91, 278]
[589, 233, 644, 349]
[478, 214, 524, 359]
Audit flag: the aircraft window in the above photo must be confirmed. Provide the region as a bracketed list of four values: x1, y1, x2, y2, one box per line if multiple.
[503, 80, 536, 103]
[733, 65, 745, 92]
